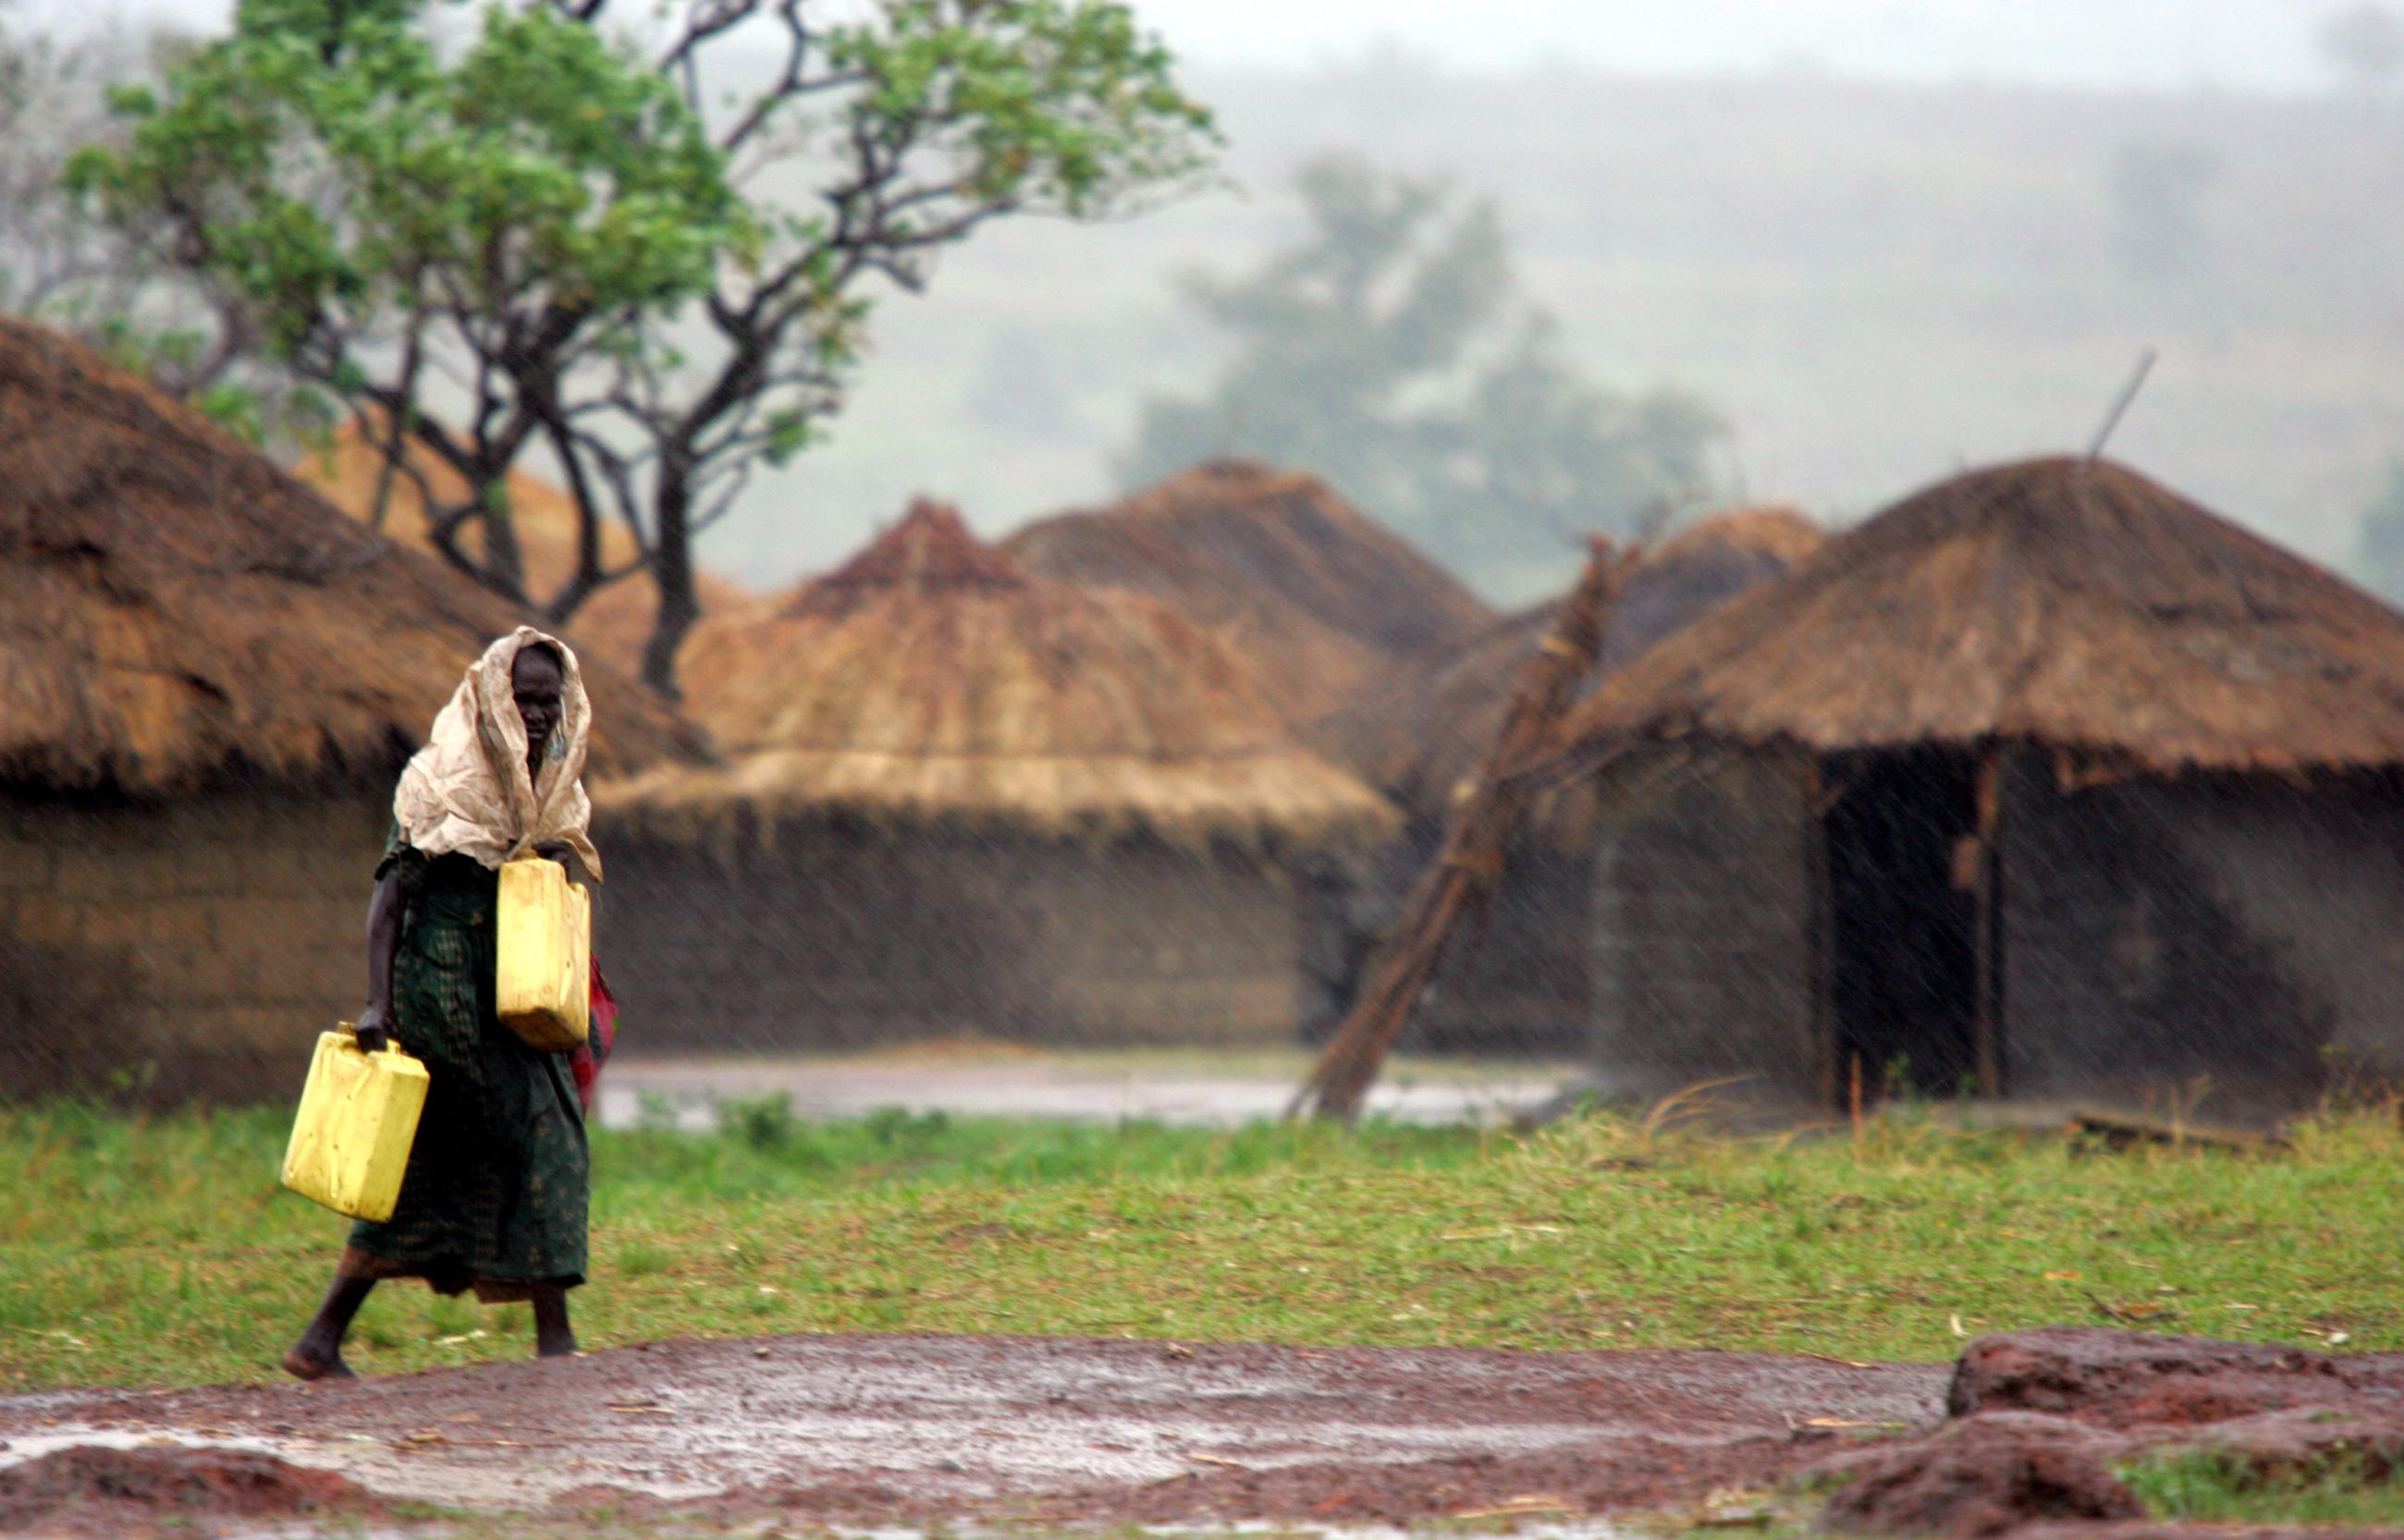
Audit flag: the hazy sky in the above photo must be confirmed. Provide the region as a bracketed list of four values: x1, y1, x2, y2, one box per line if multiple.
[23, 0, 2347, 92]
[1133, 0, 2333, 91]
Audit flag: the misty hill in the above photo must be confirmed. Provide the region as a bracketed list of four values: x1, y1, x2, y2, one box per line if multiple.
[701, 62, 2404, 606]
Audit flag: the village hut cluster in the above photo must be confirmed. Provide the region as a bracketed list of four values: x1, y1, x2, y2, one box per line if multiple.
[4, 306, 2400, 1123]
[594, 499, 1395, 1052]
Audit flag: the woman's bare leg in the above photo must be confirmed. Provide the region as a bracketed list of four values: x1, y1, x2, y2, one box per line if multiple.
[531, 1285, 577, 1358]
[284, 1275, 374, 1380]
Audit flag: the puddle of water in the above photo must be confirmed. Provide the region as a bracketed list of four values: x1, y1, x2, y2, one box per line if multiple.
[595, 1064, 1576, 1131]
[0, 1429, 1653, 1540]
[0, 1404, 1640, 1511]
[0, 1424, 632, 1509]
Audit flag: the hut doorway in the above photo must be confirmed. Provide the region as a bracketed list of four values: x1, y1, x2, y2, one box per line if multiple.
[1822, 749, 1983, 1103]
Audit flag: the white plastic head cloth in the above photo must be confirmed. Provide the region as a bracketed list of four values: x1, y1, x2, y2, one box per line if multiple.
[391, 626, 603, 880]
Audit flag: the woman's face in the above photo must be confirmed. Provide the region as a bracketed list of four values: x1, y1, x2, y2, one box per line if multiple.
[511, 646, 567, 762]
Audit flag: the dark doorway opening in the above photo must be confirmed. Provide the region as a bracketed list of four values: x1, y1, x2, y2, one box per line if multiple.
[1823, 749, 1982, 1103]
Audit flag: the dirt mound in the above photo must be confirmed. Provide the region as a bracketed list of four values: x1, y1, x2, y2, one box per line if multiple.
[1809, 1330, 2404, 1537]
[1816, 1412, 2143, 1536]
[1948, 1327, 2404, 1424]
[0, 1444, 371, 1533]
[2008, 1526, 2402, 1540]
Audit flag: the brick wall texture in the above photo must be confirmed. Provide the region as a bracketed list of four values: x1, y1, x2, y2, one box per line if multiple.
[596, 825, 1305, 1053]
[1582, 747, 2404, 1123]
[0, 790, 390, 1104]
[2000, 760, 2404, 1119]
[1588, 751, 1821, 1110]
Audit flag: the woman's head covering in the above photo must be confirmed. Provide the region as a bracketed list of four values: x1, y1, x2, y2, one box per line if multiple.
[393, 627, 603, 880]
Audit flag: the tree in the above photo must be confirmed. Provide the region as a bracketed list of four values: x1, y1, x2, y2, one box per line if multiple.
[1118, 155, 1721, 601]
[2353, 458, 2404, 606]
[2322, 2, 2404, 92]
[0, 14, 310, 436]
[73, 0, 1215, 693]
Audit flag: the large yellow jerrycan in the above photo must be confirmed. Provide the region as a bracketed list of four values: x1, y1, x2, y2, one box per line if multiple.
[281, 1029, 430, 1222]
[496, 856, 590, 1051]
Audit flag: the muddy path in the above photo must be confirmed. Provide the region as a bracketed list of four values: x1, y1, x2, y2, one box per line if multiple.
[0, 1331, 1948, 1526]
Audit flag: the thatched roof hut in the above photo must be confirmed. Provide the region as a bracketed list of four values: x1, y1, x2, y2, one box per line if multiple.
[610, 498, 1395, 850]
[0, 316, 705, 1102]
[1002, 461, 1494, 736]
[1547, 458, 2404, 1121]
[0, 320, 702, 791]
[596, 500, 1400, 1053]
[294, 419, 760, 678]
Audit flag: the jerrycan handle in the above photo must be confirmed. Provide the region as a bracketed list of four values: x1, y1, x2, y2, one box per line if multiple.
[336, 1020, 405, 1056]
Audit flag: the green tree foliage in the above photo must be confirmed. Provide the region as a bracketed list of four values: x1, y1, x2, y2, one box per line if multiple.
[2352, 458, 2404, 606]
[72, 0, 1214, 691]
[0, 13, 308, 437]
[1119, 155, 1722, 602]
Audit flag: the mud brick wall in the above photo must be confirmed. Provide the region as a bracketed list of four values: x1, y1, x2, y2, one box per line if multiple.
[0, 789, 391, 1104]
[1588, 751, 1820, 1110]
[1411, 835, 1597, 1057]
[597, 823, 1305, 1054]
[2000, 764, 2404, 1120]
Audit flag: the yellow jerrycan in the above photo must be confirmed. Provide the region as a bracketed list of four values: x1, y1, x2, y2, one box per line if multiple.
[496, 856, 591, 1051]
[281, 1029, 430, 1222]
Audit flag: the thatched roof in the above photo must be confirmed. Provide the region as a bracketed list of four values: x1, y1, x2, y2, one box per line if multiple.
[0, 318, 708, 794]
[1551, 458, 2404, 777]
[1333, 507, 1824, 816]
[600, 500, 1399, 848]
[1604, 506, 1827, 671]
[294, 420, 760, 675]
[1000, 461, 1495, 735]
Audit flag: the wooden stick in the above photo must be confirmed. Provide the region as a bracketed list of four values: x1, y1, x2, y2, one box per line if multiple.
[1292, 537, 1636, 1121]
[1969, 751, 2005, 1098]
[2086, 347, 2158, 463]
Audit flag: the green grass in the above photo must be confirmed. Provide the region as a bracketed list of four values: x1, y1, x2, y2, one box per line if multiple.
[2120, 1448, 2404, 1528]
[1, 1095, 2398, 1392]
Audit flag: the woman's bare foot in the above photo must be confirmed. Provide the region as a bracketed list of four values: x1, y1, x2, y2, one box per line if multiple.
[287, 1275, 375, 1381]
[281, 1344, 357, 1381]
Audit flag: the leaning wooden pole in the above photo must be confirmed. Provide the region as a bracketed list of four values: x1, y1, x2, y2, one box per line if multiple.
[1293, 537, 1636, 1121]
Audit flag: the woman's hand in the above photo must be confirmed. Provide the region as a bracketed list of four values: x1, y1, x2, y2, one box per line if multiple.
[352, 1002, 394, 1056]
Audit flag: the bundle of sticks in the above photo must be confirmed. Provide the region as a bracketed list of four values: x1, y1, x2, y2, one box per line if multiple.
[1294, 536, 1637, 1121]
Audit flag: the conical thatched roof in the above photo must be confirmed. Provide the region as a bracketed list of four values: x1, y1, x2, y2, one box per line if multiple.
[0, 318, 707, 793]
[294, 419, 761, 675]
[1333, 507, 1824, 816]
[1552, 458, 2404, 776]
[599, 499, 1399, 848]
[1603, 506, 1827, 672]
[1001, 461, 1495, 734]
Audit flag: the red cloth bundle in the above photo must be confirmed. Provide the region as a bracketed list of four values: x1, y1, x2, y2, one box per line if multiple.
[570, 960, 618, 1116]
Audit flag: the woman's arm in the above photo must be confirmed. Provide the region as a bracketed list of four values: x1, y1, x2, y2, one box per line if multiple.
[350, 873, 407, 1054]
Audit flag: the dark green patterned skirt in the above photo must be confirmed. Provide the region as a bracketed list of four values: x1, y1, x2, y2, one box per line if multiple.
[342, 837, 588, 1302]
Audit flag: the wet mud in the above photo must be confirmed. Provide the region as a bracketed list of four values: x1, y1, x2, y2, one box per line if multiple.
[2, 1327, 2398, 1536]
[0, 1442, 374, 1535]
[1813, 1328, 2404, 1538]
[0, 1331, 1944, 1529]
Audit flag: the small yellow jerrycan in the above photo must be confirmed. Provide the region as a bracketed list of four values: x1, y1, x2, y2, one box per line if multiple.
[281, 1029, 430, 1222]
[496, 856, 591, 1051]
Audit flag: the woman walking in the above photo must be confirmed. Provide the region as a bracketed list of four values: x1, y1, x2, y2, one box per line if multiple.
[285, 627, 602, 1381]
